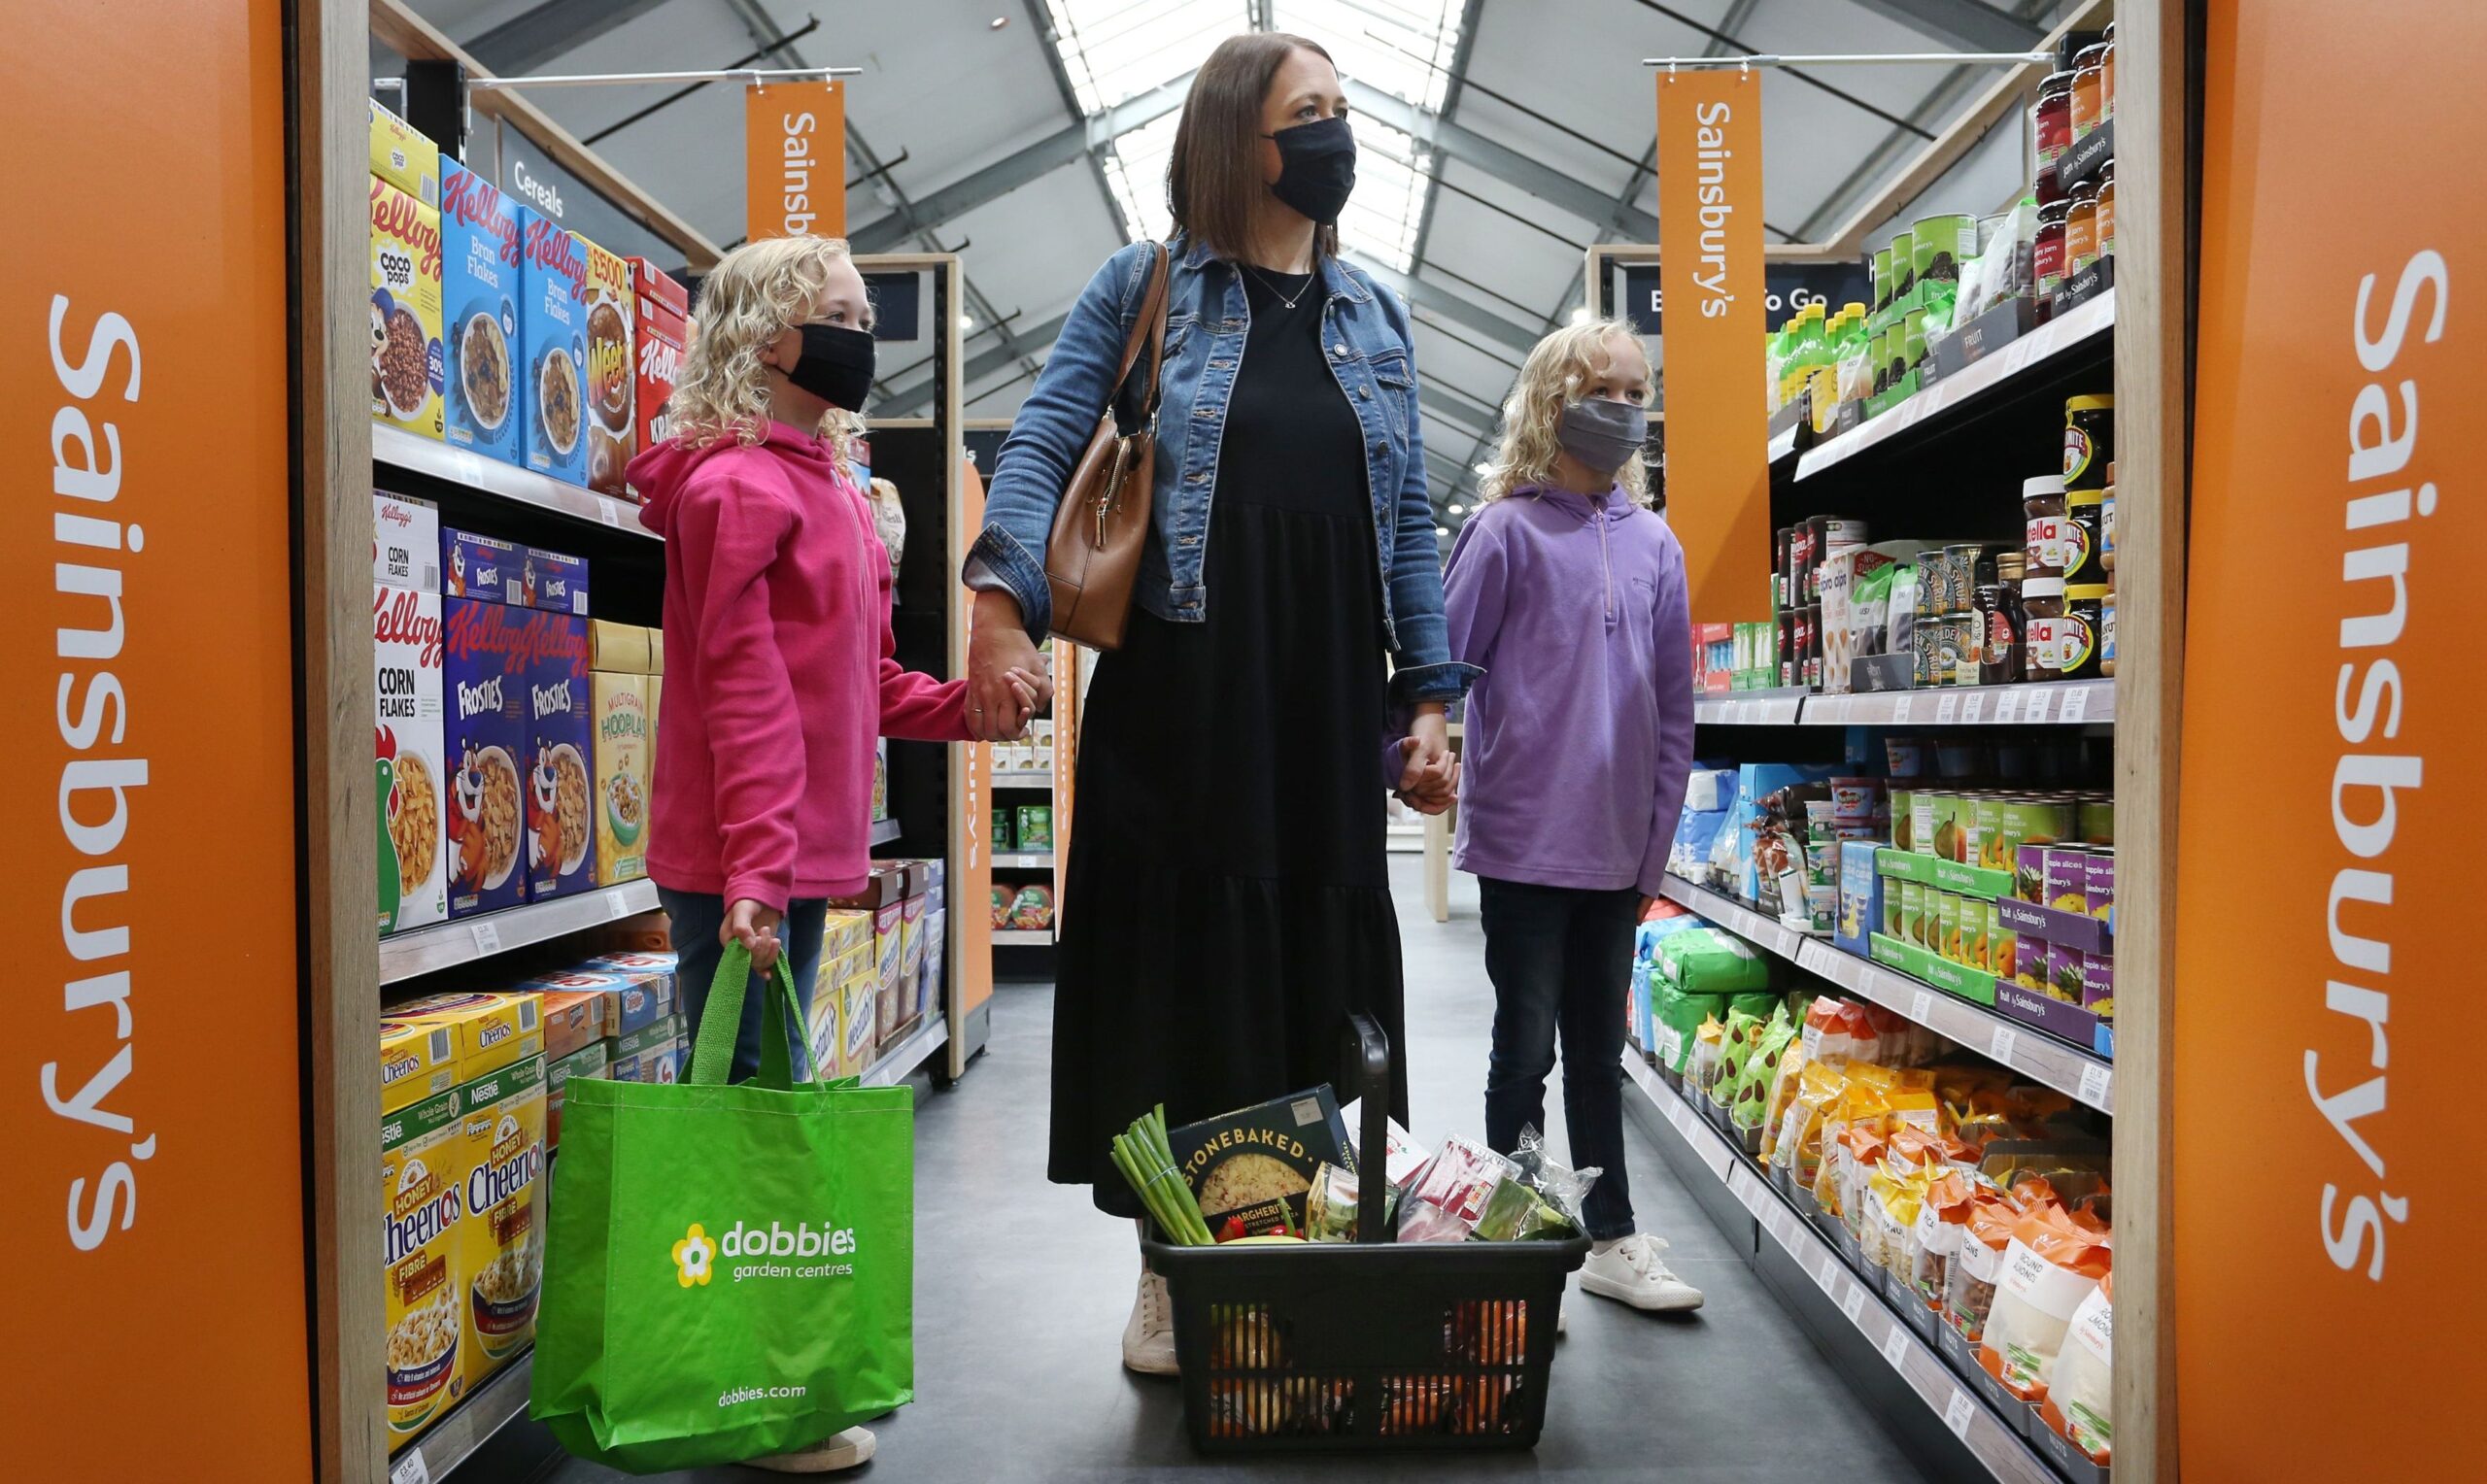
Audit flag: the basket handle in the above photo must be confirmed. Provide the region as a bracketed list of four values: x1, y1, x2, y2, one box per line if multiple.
[1344, 1012, 1391, 1245]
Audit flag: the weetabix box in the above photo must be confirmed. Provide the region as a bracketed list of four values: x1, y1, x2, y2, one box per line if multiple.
[443, 526, 517, 605]
[374, 490, 439, 591]
[838, 968, 880, 1078]
[519, 207, 590, 486]
[442, 598, 529, 917]
[438, 161, 526, 469]
[520, 611, 595, 900]
[371, 176, 445, 440]
[520, 546, 590, 615]
[377, 585, 448, 934]
[370, 99, 440, 206]
[581, 236, 637, 496]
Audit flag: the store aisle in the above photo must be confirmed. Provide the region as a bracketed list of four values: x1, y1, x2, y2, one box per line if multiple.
[537, 860, 1928, 1484]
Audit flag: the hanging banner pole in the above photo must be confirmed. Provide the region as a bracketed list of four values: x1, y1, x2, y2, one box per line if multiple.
[747, 79, 846, 242]
[1654, 65, 1767, 624]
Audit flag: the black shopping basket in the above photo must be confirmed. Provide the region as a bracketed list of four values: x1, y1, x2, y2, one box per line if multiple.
[1141, 1015, 1590, 1452]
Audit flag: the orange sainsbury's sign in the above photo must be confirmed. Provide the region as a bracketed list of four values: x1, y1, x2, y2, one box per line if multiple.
[747, 80, 846, 242]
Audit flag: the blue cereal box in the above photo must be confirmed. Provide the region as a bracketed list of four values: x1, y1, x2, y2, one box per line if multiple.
[521, 611, 595, 901]
[1834, 839, 1883, 956]
[441, 597, 529, 917]
[518, 207, 590, 486]
[438, 161, 526, 468]
[519, 546, 590, 615]
[443, 526, 518, 605]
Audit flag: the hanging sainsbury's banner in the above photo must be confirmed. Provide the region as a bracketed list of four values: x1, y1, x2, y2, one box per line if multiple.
[747, 81, 846, 243]
[1654, 68, 1766, 624]
[2176, 1, 2473, 1474]
[0, 0, 311, 1478]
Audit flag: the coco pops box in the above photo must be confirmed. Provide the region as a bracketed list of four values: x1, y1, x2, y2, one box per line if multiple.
[438, 161, 526, 469]
[581, 236, 636, 497]
[521, 611, 595, 901]
[518, 207, 589, 487]
[370, 176, 444, 440]
[442, 597, 530, 917]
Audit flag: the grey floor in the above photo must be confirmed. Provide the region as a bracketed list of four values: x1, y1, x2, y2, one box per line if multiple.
[538, 860, 1931, 1483]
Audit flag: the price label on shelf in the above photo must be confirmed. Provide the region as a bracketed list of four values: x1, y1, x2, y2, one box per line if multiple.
[1943, 1389, 1976, 1438]
[2026, 690, 2053, 723]
[1991, 1025, 2020, 1063]
[450, 449, 490, 489]
[1892, 695, 1914, 724]
[1882, 1327, 1912, 1370]
[2080, 1062, 2113, 1107]
[606, 890, 635, 921]
[1817, 1252, 1844, 1292]
[1961, 693, 1986, 724]
[1910, 989, 1935, 1026]
[470, 920, 502, 956]
[2061, 686, 2091, 723]
[1935, 693, 1959, 724]
[391, 1449, 431, 1484]
[1994, 691, 2021, 723]
[597, 499, 621, 528]
[1841, 1280, 1869, 1322]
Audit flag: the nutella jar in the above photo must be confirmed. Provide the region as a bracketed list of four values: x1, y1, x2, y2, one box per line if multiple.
[2061, 584, 2108, 680]
[2023, 576, 2066, 682]
[2024, 475, 2069, 578]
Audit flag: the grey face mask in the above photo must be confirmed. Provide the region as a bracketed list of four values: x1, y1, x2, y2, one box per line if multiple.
[1556, 397, 1648, 477]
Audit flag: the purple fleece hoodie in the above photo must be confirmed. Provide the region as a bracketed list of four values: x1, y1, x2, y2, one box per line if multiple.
[1443, 484, 1694, 899]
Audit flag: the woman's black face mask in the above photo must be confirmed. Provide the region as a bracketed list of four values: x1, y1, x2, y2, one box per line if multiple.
[787, 320, 874, 412]
[1265, 115, 1357, 225]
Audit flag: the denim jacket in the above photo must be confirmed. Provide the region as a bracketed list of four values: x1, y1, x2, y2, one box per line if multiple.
[967, 236, 1480, 705]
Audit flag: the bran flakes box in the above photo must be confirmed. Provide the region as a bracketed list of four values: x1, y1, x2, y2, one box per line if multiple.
[519, 545, 590, 615]
[376, 584, 448, 935]
[592, 671, 652, 886]
[438, 161, 526, 468]
[442, 598, 530, 916]
[580, 235, 637, 497]
[370, 176, 445, 440]
[382, 1083, 466, 1442]
[521, 611, 595, 901]
[455, 1050, 546, 1390]
[442, 526, 519, 605]
[373, 489, 440, 592]
[518, 206, 590, 486]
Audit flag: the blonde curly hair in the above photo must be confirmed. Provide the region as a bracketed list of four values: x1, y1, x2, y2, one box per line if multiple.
[1477, 319, 1652, 503]
[668, 235, 871, 458]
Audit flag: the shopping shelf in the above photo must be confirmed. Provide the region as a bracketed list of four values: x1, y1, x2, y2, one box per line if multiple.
[381, 880, 661, 986]
[990, 769, 1053, 786]
[1691, 688, 1808, 726]
[869, 817, 903, 846]
[375, 423, 657, 540]
[1621, 1057, 2061, 1484]
[991, 928, 1053, 946]
[1656, 876, 2111, 1113]
[861, 1015, 949, 1088]
[1793, 289, 2115, 483]
[991, 851, 1055, 868]
[1691, 678, 2111, 728]
[389, 1348, 530, 1484]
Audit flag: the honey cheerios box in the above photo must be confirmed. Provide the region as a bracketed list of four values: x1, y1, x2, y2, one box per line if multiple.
[520, 609, 596, 901]
[442, 597, 530, 917]
[382, 1082, 465, 1443]
[519, 205, 589, 486]
[376, 582, 447, 935]
[370, 176, 443, 440]
[439, 161, 525, 469]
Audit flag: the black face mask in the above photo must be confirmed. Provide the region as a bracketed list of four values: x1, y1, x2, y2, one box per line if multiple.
[787, 320, 874, 412]
[1265, 115, 1357, 225]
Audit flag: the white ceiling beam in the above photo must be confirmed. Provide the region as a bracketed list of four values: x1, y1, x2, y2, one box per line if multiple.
[1848, 0, 2046, 53]
[1342, 79, 1657, 242]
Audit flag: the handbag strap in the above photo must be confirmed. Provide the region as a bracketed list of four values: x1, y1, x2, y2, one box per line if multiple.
[1107, 242, 1173, 437]
[686, 938, 820, 1090]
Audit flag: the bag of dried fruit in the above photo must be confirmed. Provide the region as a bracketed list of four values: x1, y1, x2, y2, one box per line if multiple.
[1978, 1203, 2114, 1400]
[2039, 1272, 2114, 1464]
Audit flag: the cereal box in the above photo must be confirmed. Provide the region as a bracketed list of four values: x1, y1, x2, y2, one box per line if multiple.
[519, 207, 590, 486]
[376, 584, 447, 935]
[577, 951, 679, 1034]
[519, 545, 590, 615]
[455, 1051, 546, 1391]
[893, 893, 930, 1038]
[839, 966, 880, 1078]
[646, 627, 665, 674]
[630, 297, 687, 500]
[441, 598, 529, 917]
[438, 161, 526, 469]
[443, 526, 518, 605]
[370, 99, 440, 206]
[382, 1016, 458, 1115]
[628, 255, 690, 319]
[823, 907, 873, 965]
[371, 176, 444, 440]
[870, 900, 905, 1044]
[521, 610, 595, 900]
[646, 669, 664, 782]
[393, 990, 546, 1081]
[374, 489, 439, 591]
[382, 1083, 465, 1441]
[592, 671, 651, 886]
[536, 989, 610, 1063]
[545, 1038, 609, 1151]
[580, 235, 637, 497]
[609, 1012, 683, 1084]
[589, 619, 650, 673]
[918, 907, 946, 1028]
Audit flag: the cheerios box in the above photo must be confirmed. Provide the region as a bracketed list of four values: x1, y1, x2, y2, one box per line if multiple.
[373, 490, 439, 591]
[392, 990, 545, 1083]
[441, 597, 530, 917]
[438, 161, 526, 469]
[520, 610, 595, 901]
[376, 584, 447, 936]
[518, 206, 590, 486]
[371, 176, 444, 440]
[593, 670, 651, 886]
[370, 99, 440, 207]
[382, 1016, 459, 1116]
[382, 1083, 466, 1442]
[581, 236, 637, 497]
[455, 1050, 546, 1392]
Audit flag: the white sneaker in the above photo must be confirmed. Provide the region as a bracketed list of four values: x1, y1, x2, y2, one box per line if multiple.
[1122, 1270, 1179, 1375]
[743, 1426, 875, 1472]
[1579, 1233, 1705, 1312]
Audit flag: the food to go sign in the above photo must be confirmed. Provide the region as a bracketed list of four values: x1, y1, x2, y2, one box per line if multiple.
[747, 81, 846, 243]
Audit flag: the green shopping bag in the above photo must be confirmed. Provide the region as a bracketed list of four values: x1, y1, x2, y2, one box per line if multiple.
[530, 939, 914, 1472]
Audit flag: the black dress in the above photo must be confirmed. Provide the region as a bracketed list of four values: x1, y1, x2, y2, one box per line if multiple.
[1049, 265, 1411, 1214]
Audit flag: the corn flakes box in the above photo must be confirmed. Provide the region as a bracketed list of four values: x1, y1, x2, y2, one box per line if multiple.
[382, 1016, 458, 1116]
[519, 206, 590, 486]
[371, 176, 444, 440]
[370, 99, 440, 206]
[536, 988, 610, 1063]
[580, 234, 637, 497]
[518, 546, 589, 615]
[456, 1051, 546, 1391]
[580, 952, 679, 1032]
[545, 1038, 609, 1151]
[376, 584, 447, 935]
[383, 1084, 465, 1441]
[374, 489, 439, 591]
[439, 160, 525, 469]
[442, 597, 529, 916]
[593, 671, 651, 886]
[521, 611, 595, 901]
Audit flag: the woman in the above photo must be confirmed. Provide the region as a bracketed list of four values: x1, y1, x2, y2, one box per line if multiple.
[1442, 320, 1702, 1313]
[965, 33, 1472, 1374]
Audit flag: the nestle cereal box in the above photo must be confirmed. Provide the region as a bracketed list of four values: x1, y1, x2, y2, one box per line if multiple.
[374, 489, 439, 591]
[438, 161, 526, 469]
[383, 1084, 465, 1441]
[370, 99, 440, 206]
[609, 1012, 683, 1084]
[536, 989, 610, 1063]
[519, 207, 590, 486]
[441, 599, 529, 917]
[382, 1016, 458, 1116]
[455, 1051, 546, 1391]
[581, 236, 637, 497]
[376, 584, 447, 935]
[443, 526, 518, 605]
[593, 671, 651, 886]
[519, 545, 590, 615]
[521, 611, 595, 901]
[371, 176, 445, 440]
[545, 1038, 609, 1150]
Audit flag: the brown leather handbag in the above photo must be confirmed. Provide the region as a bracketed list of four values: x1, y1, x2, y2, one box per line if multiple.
[1043, 242, 1171, 650]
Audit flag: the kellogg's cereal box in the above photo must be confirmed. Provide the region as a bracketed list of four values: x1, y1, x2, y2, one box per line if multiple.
[443, 526, 517, 604]
[383, 1083, 465, 1441]
[442, 598, 529, 917]
[374, 489, 439, 591]
[630, 298, 686, 502]
[628, 255, 690, 320]
[519, 207, 589, 486]
[519, 545, 590, 614]
[376, 584, 447, 935]
[455, 1050, 546, 1390]
[439, 161, 526, 469]
[521, 611, 595, 901]
[370, 99, 440, 206]
[593, 670, 651, 886]
[371, 176, 444, 440]
[581, 236, 636, 496]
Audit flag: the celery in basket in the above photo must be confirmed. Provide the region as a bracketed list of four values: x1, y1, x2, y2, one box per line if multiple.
[1112, 1105, 1213, 1245]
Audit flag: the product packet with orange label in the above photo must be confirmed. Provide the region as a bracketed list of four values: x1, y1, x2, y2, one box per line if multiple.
[1979, 1203, 2114, 1400]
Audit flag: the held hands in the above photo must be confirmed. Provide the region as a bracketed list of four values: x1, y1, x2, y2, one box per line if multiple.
[969, 590, 1056, 743]
[723, 897, 785, 971]
[1394, 709, 1458, 816]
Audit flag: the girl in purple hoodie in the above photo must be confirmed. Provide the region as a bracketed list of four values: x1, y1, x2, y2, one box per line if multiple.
[1442, 319, 1701, 1313]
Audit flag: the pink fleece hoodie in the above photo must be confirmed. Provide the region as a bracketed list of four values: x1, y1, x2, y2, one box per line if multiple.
[630, 422, 969, 909]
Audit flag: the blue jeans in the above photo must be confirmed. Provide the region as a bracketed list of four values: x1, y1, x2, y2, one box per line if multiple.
[1479, 876, 1639, 1242]
[661, 888, 829, 1084]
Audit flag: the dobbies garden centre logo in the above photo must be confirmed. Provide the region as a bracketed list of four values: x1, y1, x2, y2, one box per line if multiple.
[670, 1218, 861, 1286]
[672, 1223, 715, 1287]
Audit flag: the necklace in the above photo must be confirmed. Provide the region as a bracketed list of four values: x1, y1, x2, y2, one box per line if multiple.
[1242, 261, 1312, 310]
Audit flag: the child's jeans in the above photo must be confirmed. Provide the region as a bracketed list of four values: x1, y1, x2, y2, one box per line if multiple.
[662, 888, 829, 1083]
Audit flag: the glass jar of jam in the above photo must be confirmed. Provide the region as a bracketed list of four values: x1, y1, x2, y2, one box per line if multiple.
[2061, 585, 2109, 680]
[2034, 71, 2074, 174]
[2034, 198, 2071, 317]
[2071, 44, 2109, 142]
[2096, 158, 2116, 260]
[2025, 474, 2068, 578]
[2023, 577, 2066, 682]
[2066, 178, 2100, 276]
[2102, 22, 2117, 123]
[1985, 553, 2026, 685]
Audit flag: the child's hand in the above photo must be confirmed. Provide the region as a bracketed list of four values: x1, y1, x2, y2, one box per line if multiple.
[724, 897, 784, 970]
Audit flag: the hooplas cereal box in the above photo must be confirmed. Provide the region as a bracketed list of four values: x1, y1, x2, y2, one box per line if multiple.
[371, 176, 444, 440]
[376, 584, 447, 934]
[440, 161, 526, 468]
[521, 610, 595, 901]
[519, 206, 589, 486]
[580, 233, 636, 496]
[383, 1083, 466, 1442]
[442, 598, 529, 916]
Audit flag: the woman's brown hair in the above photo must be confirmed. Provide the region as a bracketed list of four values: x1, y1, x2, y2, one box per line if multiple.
[1166, 32, 1339, 262]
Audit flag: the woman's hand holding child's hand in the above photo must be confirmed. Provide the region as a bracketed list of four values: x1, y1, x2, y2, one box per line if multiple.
[1395, 711, 1459, 816]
